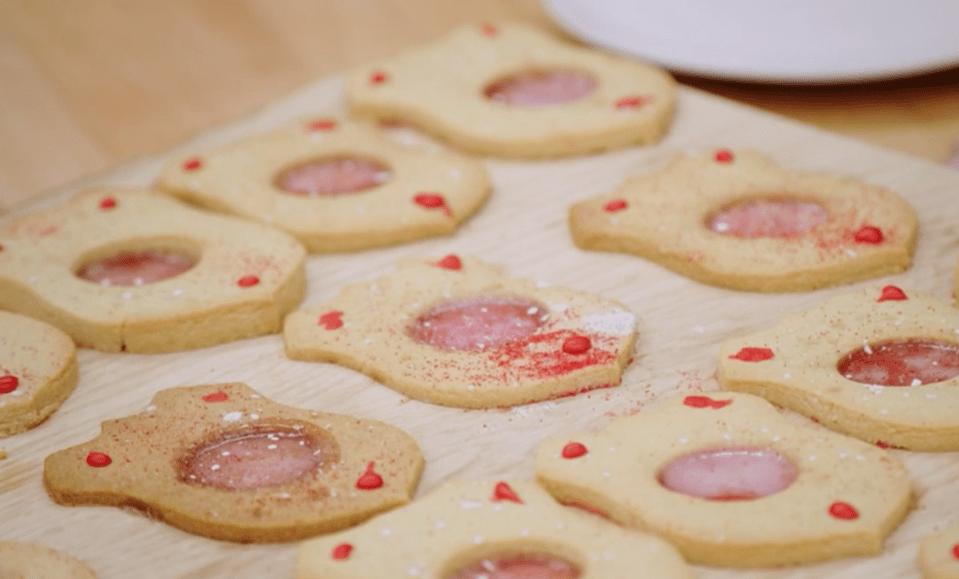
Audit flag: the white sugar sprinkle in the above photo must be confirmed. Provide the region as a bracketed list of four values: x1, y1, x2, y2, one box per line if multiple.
[460, 500, 484, 510]
[911, 379, 922, 387]
[473, 535, 484, 544]
[121, 291, 133, 299]
[222, 411, 242, 422]
[381, 528, 392, 536]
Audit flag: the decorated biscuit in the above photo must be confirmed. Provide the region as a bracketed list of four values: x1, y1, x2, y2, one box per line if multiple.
[43, 382, 424, 542]
[920, 523, 959, 579]
[0, 311, 78, 437]
[718, 285, 959, 451]
[156, 118, 490, 252]
[535, 392, 912, 567]
[297, 479, 694, 579]
[284, 255, 637, 408]
[569, 148, 917, 292]
[0, 188, 306, 353]
[0, 542, 97, 579]
[346, 22, 676, 158]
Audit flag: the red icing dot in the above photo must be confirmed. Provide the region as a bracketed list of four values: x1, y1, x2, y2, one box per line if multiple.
[854, 225, 884, 244]
[331, 543, 353, 560]
[829, 501, 859, 520]
[413, 193, 452, 216]
[952, 543, 959, 560]
[562, 335, 592, 355]
[201, 391, 228, 403]
[714, 149, 735, 163]
[306, 119, 337, 131]
[480, 23, 499, 36]
[604, 199, 628, 212]
[0, 375, 18, 394]
[492, 481, 522, 504]
[237, 275, 260, 288]
[877, 285, 907, 302]
[99, 196, 117, 210]
[615, 95, 649, 109]
[370, 70, 388, 84]
[683, 395, 733, 409]
[356, 462, 383, 490]
[318, 310, 344, 330]
[729, 347, 774, 362]
[561, 442, 587, 459]
[183, 157, 202, 171]
[86, 452, 112, 467]
[437, 254, 462, 270]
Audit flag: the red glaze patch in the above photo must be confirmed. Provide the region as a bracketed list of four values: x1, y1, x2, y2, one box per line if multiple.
[413, 193, 452, 216]
[356, 462, 383, 490]
[408, 296, 546, 351]
[615, 95, 649, 109]
[729, 347, 775, 362]
[492, 481, 522, 504]
[0, 375, 18, 394]
[658, 447, 797, 501]
[828, 501, 859, 520]
[77, 250, 196, 286]
[837, 339, 959, 386]
[436, 254, 463, 270]
[480, 23, 498, 36]
[854, 225, 884, 244]
[604, 199, 628, 212]
[561, 442, 587, 459]
[683, 395, 733, 409]
[707, 198, 828, 239]
[201, 391, 228, 403]
[484, 70, 597, 106]
[86, 452, 112, 467]
[331, 543, 353, 560]
[99, 196, 117, 210]
[276, 157, 390, 196]
[562, 335, 591, 355]
[237, 275, 260, 288]
[370, 70, 388, 84]
[714, 149, 734, 163]
[877, 285, 907, 302]
[952, 543, 959, 560]
[183, 157, 202, 171]
[447, 554, 580, 579]
[319, 310, 345, 330]
[306, 119, 338, 131]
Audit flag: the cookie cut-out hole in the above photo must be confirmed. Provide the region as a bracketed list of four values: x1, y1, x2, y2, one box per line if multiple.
[76, 242, 198, 286]
[484, 69, 597, 106]
[179, 423, 337, 491]
[658, 446, 797, 501]
[446, 553, 581, 579]
[274, 156, 391, 196]
[706, 197, 829, 238]
[837, 339, 959, 386]
[408, 296, 548, 351]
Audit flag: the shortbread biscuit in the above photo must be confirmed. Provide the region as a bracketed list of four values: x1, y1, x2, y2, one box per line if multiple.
[718, 285, 959, 451]
[920, 523, 959, 579]
[0, 188, 306, 353]
[43, 382, 423, 542]
[284, 254, 637, 408]
[0, 311, 78, 437]
[0, 542, 97, 579]
[346, 22, 676, 158]
[569, 148, 917, 292]
[535, 392, 912, 567]
[297, 479, 694, 579]
[157, 117, 490, 252]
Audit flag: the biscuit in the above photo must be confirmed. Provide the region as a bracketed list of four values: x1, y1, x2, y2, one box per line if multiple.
[346, 22, 676, 158]
[43, 382, 424, 542]
[718, 285, 959, 451]
[0, 542, 97, 579]
[283, 254, 637, 408]
[296, 479, 694, 579]
[156, 117, 490, 252]
[920, 523, 959, 579]
[0, 188, 306, 353]
[535, 391, 912, 567]
[0, 311, 78, 437]
[569, 148, 917, 292]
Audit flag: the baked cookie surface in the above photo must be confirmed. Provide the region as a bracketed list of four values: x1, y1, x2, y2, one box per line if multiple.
[346, 22, 676, 157]
[569, 149, 917, 292]
[283, 255, 638, 408]
[0, 542, 97, 579]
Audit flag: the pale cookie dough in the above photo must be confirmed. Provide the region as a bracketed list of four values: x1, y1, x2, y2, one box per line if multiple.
[346, 22, 676, 158]
[0, 188, 306, 353]
[0, 542, 97, 579]
[718, 286, 959, 451]
[535, 391, 912, 567]
[296, 479, 694, 579]
[284, 254, 637, 408]
[43, 382, 423, 542]
[569, 148, 917, 292]
[920, 523, 959, 579]
[0, 311, 78, 437]
[156, 117, 490, 252]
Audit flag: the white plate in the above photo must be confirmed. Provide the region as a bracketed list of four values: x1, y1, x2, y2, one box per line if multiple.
[542, 0, 959, 83]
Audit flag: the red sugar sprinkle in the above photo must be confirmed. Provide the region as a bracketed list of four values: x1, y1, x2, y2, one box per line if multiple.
[714, 149, 734, 163]
[356, 462, 383, 490]
[952, 543, 959, 560]
[202, 391, 228, 403]
[683, 395, 732, 409]
[877, 285, 907, 302]
[829, 501, 859, 520]
[331, 543, 353, 560]
[237, 275, 260, 288]
[492, 481, 522, 504]
[370, 70, 388, 84]
[604, 199, 628, 212]
[480, 23, 499, 36]
[615, 95, 649, 109]
[183, 157, 202, 171]
[306, 119, 337, 131]
[561, 442, 587, 459]
[854, 225, 884, 244]
[728, 347, 774, 362]
[319, 310, 344, 330]
[0, 375, 18, 394]
[99, 196, 117, 210]
[436, 254, 462, 270]
[562, 335, 592, 355]
[86, 452, 112, 468]
[413, 192, 451, 215]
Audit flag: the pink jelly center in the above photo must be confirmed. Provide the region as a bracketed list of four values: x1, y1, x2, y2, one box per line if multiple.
[707, 198, 829, 238]
[837, 339, 959, 386]
[275, 157, 390, 196]
[180, 427, 324, 491]
[446, 554, 581, 579]
[658, 447, 797, 501]
[77, 249, 196, 286]
[408, 296, 547, 351]
[484, 70, 597, 106]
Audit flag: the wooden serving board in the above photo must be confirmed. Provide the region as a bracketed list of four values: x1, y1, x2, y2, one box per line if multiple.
[2, 75, 959, 579]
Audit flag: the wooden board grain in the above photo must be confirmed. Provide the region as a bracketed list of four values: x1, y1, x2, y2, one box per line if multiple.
[2, 75, 959, 579]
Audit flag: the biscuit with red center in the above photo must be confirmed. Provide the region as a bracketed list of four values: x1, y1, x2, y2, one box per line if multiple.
[283, 255, 637, 408]
[0, 189, 306, 353]
[0, 311, 78, 437]
[719, 285, 959, 451]
[920, 523, 959, 579]
[346, 22, 676, 158]
[296, 479, 694, 579]
[43, 382, 423, 542]
[569, 149, 916, 292]
[0, 542, 98, 579]
[156, 118, 490, 252]
[535, 392, 911, 567]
